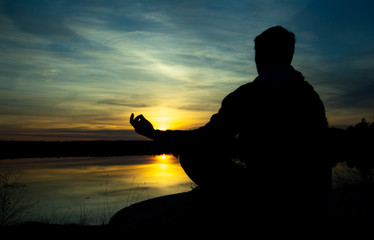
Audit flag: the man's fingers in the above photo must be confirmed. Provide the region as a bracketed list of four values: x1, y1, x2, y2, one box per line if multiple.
[130, 114, 148, 129]
[135, 115, 145, 122]
[130, 113, 135, 125]
[129, 113, 154, 137]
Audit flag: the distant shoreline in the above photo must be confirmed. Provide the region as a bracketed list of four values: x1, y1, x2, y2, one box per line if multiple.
[1, 124, 373, 171]
[0, 140, 174, 159]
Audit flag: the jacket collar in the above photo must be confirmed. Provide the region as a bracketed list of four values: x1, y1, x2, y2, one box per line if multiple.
[253, 64, 304, 88]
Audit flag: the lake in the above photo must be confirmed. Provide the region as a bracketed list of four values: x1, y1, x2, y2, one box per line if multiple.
[0, 154, 194, 225]
[0, 155, 362, 225]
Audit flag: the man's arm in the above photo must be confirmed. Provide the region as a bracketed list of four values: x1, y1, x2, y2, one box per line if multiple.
[131, 106, 237, 144]
[130, 113, 203, 142]
[130, 85, 241, 143]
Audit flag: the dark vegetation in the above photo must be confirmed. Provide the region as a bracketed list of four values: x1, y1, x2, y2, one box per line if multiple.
[0, 168, 37, 225]
[0, 222, 113, 238]
[0, 140, 174, 159]
[327, 119, 373, 180]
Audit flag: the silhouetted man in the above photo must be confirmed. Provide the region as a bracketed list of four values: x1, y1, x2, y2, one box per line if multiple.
[130, 26, 331, 217]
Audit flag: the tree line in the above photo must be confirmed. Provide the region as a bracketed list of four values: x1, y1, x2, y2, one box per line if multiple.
[0, 140, 173, 159]
[0, 118, 372, 163]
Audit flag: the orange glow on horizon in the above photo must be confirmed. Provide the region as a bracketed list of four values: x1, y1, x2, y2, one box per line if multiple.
[134, 107, 213, 131]
[0, 108, 213, 140]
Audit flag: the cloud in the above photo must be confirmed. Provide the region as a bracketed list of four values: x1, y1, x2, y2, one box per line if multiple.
[3, 0, 78, 40]
[1, 0, 374, 139]
[97, 99, 148, 108]
[178, 102, 220, 112]
[299, 47, 374, 114]
[329, 80, 374, 110]
[286, 0, 374, 126]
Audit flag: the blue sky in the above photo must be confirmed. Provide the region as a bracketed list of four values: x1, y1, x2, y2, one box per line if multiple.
[1, 0, 374, 140]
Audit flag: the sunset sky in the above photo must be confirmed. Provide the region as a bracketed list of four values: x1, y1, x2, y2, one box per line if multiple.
[1, 0, 374, 140]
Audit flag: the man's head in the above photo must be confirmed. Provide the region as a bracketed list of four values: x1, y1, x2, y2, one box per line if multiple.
[254, 26, 295, 74]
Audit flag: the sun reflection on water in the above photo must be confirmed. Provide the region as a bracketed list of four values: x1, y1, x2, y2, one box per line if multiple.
[145, 154, 187, 183]
[154, 154, 173, 169]
[0, 155, 194, 224]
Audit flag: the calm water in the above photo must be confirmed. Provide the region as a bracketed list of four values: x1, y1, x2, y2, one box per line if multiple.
[0, 155, 362, 225]
[0, 154, 194, 225]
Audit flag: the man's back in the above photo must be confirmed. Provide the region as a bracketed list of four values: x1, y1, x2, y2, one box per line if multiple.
[224, 65, 331, 215]
[220, 65, 327, 134]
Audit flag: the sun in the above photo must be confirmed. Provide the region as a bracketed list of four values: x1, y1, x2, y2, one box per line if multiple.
[152, 116, 169, 130]
[149, 111, 176, 130]
[155, 154, 173, 164]
[157, 123, 168, 130]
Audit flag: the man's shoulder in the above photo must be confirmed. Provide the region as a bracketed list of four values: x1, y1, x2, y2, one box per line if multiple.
[220, 81, 265, 108]
[232, 81, 264, 94]
[230, 80, 273, 98]
[224, 82, 253, 100]
[222, 77, 317, 105]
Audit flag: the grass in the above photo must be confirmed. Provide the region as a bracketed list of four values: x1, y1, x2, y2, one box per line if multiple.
[0, 170, 151, 237]
[0, 167, 153, 226]
[0, 221, 113, 238]
[0, 167, 38, 225]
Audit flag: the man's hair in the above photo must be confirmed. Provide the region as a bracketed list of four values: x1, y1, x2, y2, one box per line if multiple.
[254, 26, 295, 65]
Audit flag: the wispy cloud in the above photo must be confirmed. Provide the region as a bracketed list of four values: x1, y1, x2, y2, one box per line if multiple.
[1, 0, 374, 140]
[97, 99, 148, 108]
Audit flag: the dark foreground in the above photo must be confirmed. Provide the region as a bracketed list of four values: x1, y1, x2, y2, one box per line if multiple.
[1, 222, 112, 238]
[2, 186, 374, 239]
